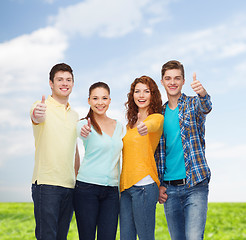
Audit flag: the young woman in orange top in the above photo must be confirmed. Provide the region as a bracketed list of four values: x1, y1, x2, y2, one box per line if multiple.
[120, 76, 164, 240]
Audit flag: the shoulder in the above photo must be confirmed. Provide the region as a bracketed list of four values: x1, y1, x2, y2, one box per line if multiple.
[179, 93, 197, 105]
[147, 113, 164, 121]
[115, 120, 127, 136]
[77, 119, 88, 128]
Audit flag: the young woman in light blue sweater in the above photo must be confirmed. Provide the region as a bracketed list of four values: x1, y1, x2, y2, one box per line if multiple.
[74, 82, 125, 240]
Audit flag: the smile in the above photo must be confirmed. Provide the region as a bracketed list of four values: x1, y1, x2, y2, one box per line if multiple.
[168, 86, 178, 90]
[60, 88, 69, 91]
[96, 106, 105, 110]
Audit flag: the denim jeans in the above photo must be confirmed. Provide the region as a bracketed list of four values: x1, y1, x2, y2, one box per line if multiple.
[163, 179, 209, 240]
[73, 181, 119, 240]
[120, 182, 159, 240]
[31, 183, 74, 240]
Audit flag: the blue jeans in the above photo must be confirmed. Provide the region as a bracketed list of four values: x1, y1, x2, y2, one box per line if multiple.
[120, 182, 159, 240]
[163, 179, 209, 240]
[73, 181, 119, 240]
[31, 183, 74, 240]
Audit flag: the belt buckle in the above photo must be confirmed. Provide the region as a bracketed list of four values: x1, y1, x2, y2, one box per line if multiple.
[176, 179, 186, 186]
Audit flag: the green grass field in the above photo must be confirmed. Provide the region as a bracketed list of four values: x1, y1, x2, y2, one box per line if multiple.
[0, 202, 245, 240]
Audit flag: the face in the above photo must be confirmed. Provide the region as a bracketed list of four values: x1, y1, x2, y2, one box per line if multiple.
[49, 71, 74, 101]
[133, 83, 151, 111]
[161, 69, 185, 98]
[88, 87, 111, 116]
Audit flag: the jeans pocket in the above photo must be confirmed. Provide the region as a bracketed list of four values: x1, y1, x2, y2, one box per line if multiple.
[75, 181, 96, 192]
[196, 178, 209, 187]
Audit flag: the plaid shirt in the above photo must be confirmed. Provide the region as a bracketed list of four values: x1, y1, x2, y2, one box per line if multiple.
[155, 93, 212, 187]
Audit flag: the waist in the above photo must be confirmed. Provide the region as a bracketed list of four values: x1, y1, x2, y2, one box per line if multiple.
[163, 178, 186, 186]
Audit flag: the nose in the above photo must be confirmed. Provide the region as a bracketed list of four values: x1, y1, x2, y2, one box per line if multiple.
[170, 78, 175, 84]
[62, 80, 68, 85]
[98, 99, 103, 104]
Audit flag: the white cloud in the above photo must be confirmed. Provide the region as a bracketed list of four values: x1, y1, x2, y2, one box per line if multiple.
[0, 129, 34, 167]
[51, 0, 170, 38]
[0, 27, 68, 94]
[206, 142, 246, 160]
[206, 141, 246, 202]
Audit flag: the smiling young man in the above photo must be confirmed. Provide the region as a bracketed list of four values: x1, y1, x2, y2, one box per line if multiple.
[30, 63, 80, 240]
[155, 60, 212, 240]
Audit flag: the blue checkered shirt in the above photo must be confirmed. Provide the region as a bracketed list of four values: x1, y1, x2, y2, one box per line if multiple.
[155, 93, 212, 187]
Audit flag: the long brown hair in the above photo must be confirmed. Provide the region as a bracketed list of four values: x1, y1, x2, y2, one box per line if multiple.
[125, 76, 162, 128]
[82, 82, 110, 135]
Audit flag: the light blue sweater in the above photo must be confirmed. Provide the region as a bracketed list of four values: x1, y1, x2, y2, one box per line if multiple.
[77, 119, 125, 186]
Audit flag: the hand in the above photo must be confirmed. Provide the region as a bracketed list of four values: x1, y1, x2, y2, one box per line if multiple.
[80, 118, 91, 138]
[32, 95, 47, 123]
[158, 186, 168, 204]
[190, 72, 207, 97]
[137, 113, 148, 136]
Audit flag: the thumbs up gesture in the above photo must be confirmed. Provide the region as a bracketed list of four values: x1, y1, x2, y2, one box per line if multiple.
[80, 118, 92, 138]
[137, 112, 148, 136]
[190, 72, 207, 97]
[32, 95, 47, 123]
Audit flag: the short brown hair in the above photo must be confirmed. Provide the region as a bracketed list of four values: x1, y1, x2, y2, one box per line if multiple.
[161, 60, 185, 79]
[49, 63, 74, 83]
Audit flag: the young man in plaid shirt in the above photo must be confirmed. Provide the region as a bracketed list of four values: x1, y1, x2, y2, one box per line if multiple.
[155, 60, 212, 240]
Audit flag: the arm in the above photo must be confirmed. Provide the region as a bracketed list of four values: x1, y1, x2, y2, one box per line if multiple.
[144, 114, 164, 133]
[154, 133, 166, 186]
[74, 143, 80, 177]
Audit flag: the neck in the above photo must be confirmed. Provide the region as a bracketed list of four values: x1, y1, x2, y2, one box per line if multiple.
[94, 113, 108, 123]
[167, 93, 181, 110]
[138, 108, 148, 121]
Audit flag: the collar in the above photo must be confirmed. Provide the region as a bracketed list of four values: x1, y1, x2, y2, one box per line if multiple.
[47, 95, 71, 110]
[178, 93, 187, 103]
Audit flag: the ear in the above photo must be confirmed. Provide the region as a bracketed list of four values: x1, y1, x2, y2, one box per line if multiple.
[49, 80, 53, 89]
[160, 78, 164, 86]
[88, 98, 90, 105]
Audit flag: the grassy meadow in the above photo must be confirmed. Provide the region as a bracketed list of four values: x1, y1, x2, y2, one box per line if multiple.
[0, 202, 245, 240]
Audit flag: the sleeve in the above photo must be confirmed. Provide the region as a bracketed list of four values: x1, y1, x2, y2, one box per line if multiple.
[154, 132, 165, 185]
[121, 124, 127, 138]
[196, 94, 212, 115]
[145, 114, 164, 133]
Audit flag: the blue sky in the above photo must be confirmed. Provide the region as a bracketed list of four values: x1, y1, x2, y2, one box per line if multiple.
[0, 0, 245, 202]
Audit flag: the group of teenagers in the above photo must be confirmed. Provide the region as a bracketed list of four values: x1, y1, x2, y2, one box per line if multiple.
[30, 60, 212, 240]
